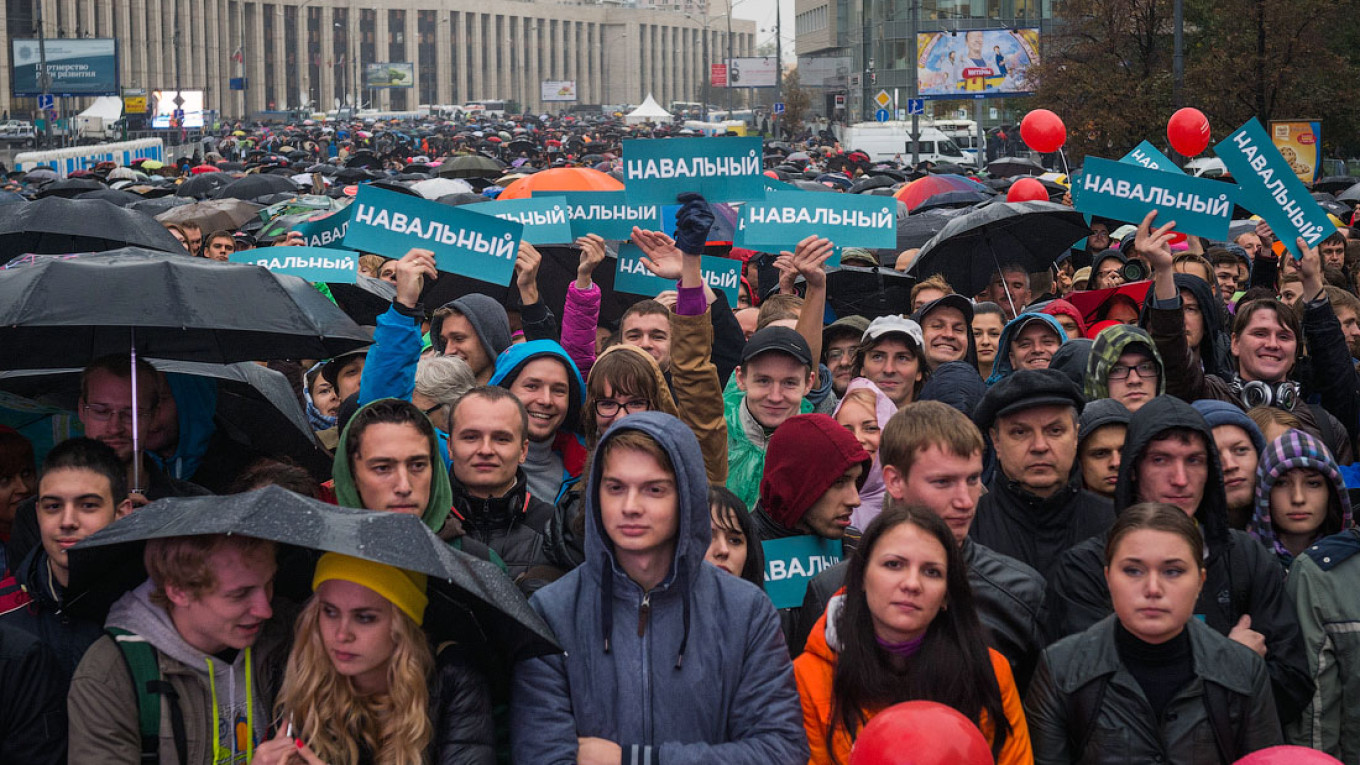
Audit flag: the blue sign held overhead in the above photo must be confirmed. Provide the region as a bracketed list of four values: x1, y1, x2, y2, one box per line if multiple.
[613, 244, 743, 305]
[622, 136, 766, 205]
[464, 196, 573, 245]
[737, 190, 897, 252]
[1215, 118, 1334, 260]
[1071, 156, 1240, 241]
[907, 98, 924, 115]
[291, 208, 353, 250]
[875, 108, 890, 123]
[534, 190, 664, 240]
[230, 246, 358, 284]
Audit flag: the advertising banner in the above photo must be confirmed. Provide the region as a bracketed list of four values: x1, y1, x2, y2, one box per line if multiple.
[738, 191, 897, 250]
[1268, 120, 1323, 186]
[1216, 118, 1332, 259]
[465, 197, 573, 244]
[364, 63, 414, 88]
[230, 247, 358, 284]
[541, 80, 577, 102]
[150, 90, 204, 129]
[614, 244, 742, 304]
[1071, 156, 1239, 240]
[343, 185, 523, 285]
[761, 536, 843, 609]
[916, 28, 1039, 98]
[122, 88, 148, 114]
[798, 56, 852, 88]
[710, 64, 728, 88]
[534, 191, 664, 239]
[622, 136, 765, 205]
[724, 57, 779, 88]
[12, 38, 119, 96]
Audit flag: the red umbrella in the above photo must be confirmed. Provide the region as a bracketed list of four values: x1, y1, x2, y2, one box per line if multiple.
[498, 167, 623, 200]
[893, 174, 990, 211]
[190, 165, 222, 174]
[1065, 280, 1153, 325]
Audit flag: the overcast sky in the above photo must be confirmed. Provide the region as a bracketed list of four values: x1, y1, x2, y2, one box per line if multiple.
[731, 0, 797, 62]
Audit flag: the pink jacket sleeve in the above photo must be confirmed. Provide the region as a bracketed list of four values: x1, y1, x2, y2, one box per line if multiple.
[562, 282, 601, 378]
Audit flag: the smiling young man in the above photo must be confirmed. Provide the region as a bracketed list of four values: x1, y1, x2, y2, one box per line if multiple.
[724, 326, 816, 509]
[69, 532, 289, 764]
[850, 315, 928, 409]
[984, 312, 1067, 385]
[0, 439, 132, 679]
[511, 412, 807, 765]
[490, 339, 588, 505]
[915, 294, 975, 370]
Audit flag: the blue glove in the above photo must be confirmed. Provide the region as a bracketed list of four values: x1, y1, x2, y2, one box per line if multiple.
[673, 192, 715, 255]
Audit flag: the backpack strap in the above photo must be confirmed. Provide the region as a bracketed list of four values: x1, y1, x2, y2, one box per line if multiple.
[1064, 674, 1110, 758]
[107, 628, 189, 765]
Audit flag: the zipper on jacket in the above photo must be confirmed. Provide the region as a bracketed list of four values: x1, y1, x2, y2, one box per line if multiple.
[637, 592, 651, 637]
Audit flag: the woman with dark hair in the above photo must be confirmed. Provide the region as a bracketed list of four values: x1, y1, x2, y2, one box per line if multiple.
[1026, 503, 1282, 764]
[795, 506, 1030, 765]
[704, 484, 764, 587]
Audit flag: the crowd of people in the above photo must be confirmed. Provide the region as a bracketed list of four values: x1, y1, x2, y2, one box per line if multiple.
[1, 113, 1359, 765]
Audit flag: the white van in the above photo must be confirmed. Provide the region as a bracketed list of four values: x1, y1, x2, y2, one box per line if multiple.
[839, 121, 968, 164]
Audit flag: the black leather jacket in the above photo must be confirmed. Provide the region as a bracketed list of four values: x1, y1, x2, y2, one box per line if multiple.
[451, 469, 561, 595]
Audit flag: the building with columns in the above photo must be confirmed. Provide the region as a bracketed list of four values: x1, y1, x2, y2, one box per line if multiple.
[0, 0, 756, 118]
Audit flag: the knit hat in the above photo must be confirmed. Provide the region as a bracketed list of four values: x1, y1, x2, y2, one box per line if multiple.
[1191, 400, 1265, 455]
[760, 414, 872, 530]
[313, 552, 429, 626]
[434, 294, 512, 362]
[1251, 429, 1353, 559]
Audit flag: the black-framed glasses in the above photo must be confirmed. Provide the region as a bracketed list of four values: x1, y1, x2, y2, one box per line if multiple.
[594, 399, 651, 417]
[1108, 361, 1157, 381]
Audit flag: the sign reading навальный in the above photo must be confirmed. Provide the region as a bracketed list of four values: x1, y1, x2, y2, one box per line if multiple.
[533, 191, 664, 240]
[613, 244, 742, 305]
[622, 136, 766, 205]
[1072, 156, 1239, 241]
[230, 246, 357, 284]
[1120, 141, 1182, 174]
[1215, 118, 1333, 259]
[464, 197, 572, 245]
[342, 185, 523, 286]
[762, 536, 843, 609]
[291, 208, 353, 250]
[737, 191, 897, 251]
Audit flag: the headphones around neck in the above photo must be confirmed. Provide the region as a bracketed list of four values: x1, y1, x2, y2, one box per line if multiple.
[1232, 378, 1301, 412]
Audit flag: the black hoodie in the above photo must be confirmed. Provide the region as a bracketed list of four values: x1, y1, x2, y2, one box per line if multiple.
[1044, 396, 1314, 725]
[1138, 272, 1232, 380]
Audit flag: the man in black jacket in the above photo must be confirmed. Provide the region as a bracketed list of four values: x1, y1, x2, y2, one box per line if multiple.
[796, 401, 1046, 689]
[969, 369, 1114, 581]
[447, 386, 560, 594]
[0, 622, 65, 764]
[1045, 395, 1314, 725]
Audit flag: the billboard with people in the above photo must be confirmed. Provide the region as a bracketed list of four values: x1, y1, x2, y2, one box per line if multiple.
[150, 89, 204, 128]
[541, 80, 577, 102]
[11, 38, 119, 96]
[916, 28, 1039, 98]
[364, 62, 415, 88]
[724, 57, 779, 88]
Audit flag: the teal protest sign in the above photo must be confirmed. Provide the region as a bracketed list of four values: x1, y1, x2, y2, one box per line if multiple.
[1072, 156, 1239, 240]
[613, 244, 742, 304]
[230, 246, 357, 284]
[464, 197, 572, 245]
[762, 536, 843, 609]
[291, 207, 353, 250]
[342, 185, 523, 286]
[535, 191, 664, 240]
[1215, 118, 1333, 259]
[622, 136, 765, 205]
[737, 191, 896, 251]
[1120, 141, 1182, 174]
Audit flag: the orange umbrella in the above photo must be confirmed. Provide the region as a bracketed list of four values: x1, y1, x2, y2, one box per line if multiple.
[498, 167, 623, 200]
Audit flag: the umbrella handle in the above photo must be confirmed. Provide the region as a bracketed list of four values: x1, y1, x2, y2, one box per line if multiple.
[130, 328, 143, 495]
[985, 229, 1018, 318]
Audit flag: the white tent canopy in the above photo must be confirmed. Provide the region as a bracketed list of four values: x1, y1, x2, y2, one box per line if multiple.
[78, 96, 123, 121]
[625, 94, 671, 125]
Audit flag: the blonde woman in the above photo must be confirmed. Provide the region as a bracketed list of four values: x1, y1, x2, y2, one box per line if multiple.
[254, 553, 494, 765]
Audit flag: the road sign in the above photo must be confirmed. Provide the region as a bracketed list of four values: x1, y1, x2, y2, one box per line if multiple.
[875, 108, 890, 123]
[773, 102, 785, 115]
[173, 93, 185, 108]
[174, 108, 185, 121]
[907, 98, 925, 115]
[834, 94, 846, 108]
[874, 90, 892, 109]
[46, 109, 57, 121]
[37, 94, 54, 110]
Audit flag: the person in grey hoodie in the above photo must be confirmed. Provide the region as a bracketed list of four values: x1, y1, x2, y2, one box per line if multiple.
[510, 412, 807, 765]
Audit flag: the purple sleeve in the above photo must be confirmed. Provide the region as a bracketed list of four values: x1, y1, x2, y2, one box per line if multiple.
[561, 282, 601, 377]
[677, 284, 708, 316]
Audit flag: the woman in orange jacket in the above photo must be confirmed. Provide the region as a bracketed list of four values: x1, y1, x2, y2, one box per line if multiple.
[794, 506, 1032, 765]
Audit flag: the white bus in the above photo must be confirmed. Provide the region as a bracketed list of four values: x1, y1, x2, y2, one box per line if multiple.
[935, 119, 981, 162]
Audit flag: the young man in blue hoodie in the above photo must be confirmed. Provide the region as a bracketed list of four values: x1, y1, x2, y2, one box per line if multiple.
[490, 339, 588, 505]
[510, 412, 806, 765]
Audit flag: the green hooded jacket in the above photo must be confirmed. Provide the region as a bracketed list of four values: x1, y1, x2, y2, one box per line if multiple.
[330, 398, 453, 531]
[1083, 324, 1166, 403]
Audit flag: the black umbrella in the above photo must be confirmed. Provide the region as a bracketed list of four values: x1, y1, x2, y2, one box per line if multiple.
[438, 154, 506, 179]
[987, 156, 1046, 178]
[849, 175, 896, 195]
[327, 275, 398, 326]
[820, 266, 917, 319]
[1314, 176, 1357, 194]
[0, 197, 186, 263]
[68, 487, 560, 660]
[1310, 192, 1351, 218]
[793, 180, 839, 192]
[126, 196, 195, 216]
[213, 174, 299, 201]
[1335, 183, 1360, 204]
[908, 201, 1089, 298]
[176, 172, 234, 199]
[35, 177, 106, 199]
[74, 188, 143, 207]
[896, 207, 964, 251]
[912, 190, 991, 213]
[0, 248, 371, 370]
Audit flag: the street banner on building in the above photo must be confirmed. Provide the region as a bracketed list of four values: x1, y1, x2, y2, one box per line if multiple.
[622, 136, 765, 205]
[916, 28, 1039, 98]
[1120, 141, 1181, 174]
[230, 246, 358, 284]
[541, 80, 577, 102]
[613, 244, 741, 304]
[343, 185, 523, 285]
[710, 64, 728, 87]
[534, 191, 664, 239]
[1268, 120, 1323, 186]
[291, 208, 353, 250]
[724, 57, 779, 88]
[1071, 156, 1239, 240]
[737, 191, 897, 250]
[12, 38, 119, 96]
[466, 197, 573, 244]
[1216, 118, 1332, 259]
[761, 536, 843, 608]
[364, 63, 414, 88]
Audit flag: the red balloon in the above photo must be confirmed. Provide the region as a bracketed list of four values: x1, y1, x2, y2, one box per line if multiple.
[1007, 177, 1049, 203]
[1167, 107, 1211, 157]
[849, 701, 994, 765]
[1235, 746, 1343, 765]
[1020, 109, 1066, 154]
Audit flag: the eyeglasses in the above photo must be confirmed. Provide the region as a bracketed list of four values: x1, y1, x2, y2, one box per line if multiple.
[594, 399, 651, 417]
[1108, 361, 1157, 381]
[82, 403, 153, 423]
[826, 347, 852, 361]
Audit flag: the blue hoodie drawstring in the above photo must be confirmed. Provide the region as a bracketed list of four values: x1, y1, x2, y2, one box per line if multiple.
[601, 565, 614, 654]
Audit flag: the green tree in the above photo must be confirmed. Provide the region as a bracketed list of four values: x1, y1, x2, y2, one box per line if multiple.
[782, 68, 812, 133]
